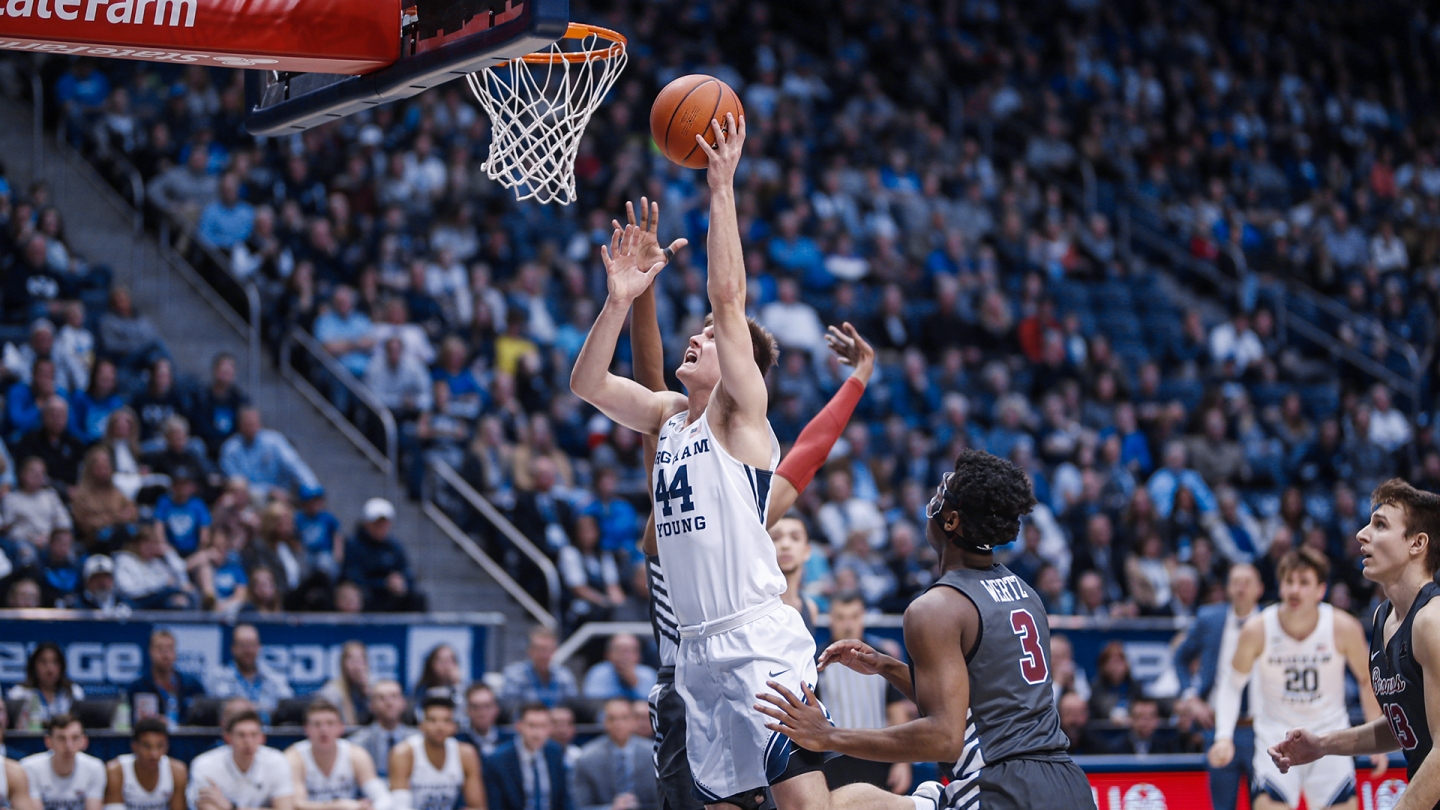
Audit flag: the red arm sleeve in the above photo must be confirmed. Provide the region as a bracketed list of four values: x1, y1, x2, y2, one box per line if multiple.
[776, 376, 866, 494]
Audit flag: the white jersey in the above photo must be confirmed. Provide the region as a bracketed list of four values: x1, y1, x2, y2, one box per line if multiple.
[293, 741, 358, 803]
[1253, 603, 1351, 743]
[651, 410, 783, 626]
[186, 746, 293, 810]
[21, 752, 107, 810]
[118, 754, 174, 810]
[404, 737, 462, 810]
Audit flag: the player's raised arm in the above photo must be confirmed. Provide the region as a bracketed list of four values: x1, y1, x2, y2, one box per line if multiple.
[767, 323, 874, 525]
[569, 224, 688, 436]
[1208, 614, 1263, 768]
[694, 114, 769, 439]
[622, 198, 672, 557]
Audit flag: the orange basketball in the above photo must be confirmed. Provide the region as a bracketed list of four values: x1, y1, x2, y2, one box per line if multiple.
[650, 74, 744, 169]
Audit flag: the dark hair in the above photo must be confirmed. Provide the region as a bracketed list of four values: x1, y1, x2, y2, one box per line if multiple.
[941, 450, 1037, 551]
[133, 717, 169, 740]
[517, 701, 550, 720]
[417, 644, 457, 691]
[225, 709, 263, 733]
[1371, 479, 1440, 574]
[420, 695, 456, 715]
[1276, 548, 1330, 585]
[830, 590, 865, 607]
[304, 699, 343, 722]
[45, 713, 81, 735]
[25, 642, 73, 691]
[464, 682, 494, 700]
[702, 313, 780, 375]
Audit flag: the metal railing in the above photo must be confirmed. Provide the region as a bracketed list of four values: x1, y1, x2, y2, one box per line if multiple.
[427, 457, 561, 626]
[424, 501, 556, 629]
[279, 327, 398, 490]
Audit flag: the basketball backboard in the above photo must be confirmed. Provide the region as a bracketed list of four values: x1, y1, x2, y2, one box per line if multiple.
[244, 0, 567, 136]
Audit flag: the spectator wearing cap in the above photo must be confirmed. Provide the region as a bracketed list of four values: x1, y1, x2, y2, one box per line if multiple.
[314, 287, 376, 378]
[295, 485, 341, 579]
[63, 554, 130, 615]
[220, 407, 320, 499]
[1, 457, 73, 549]
[114, 521, 199, 610]
[189, 353, 249, 456]
[342, 498, 424, 612]
[204, 623, 294, 719]
[13, 396, 86, 487]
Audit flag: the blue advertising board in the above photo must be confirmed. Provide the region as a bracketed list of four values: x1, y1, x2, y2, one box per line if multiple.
[0, 611, 505, 699]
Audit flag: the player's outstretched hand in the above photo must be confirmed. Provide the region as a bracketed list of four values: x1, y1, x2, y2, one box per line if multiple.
[755, 680, 831, 752]
[602, 224, 687, 304]
[696, 112, 745, 186]
[1206, 739, 1234, 769]
[825, 322, 875, 384]
[612, 196, 685, 274]
[1269, 728, 1324, 773]
[818, 639, 890, 675]
[1369, 753, 1388, 778]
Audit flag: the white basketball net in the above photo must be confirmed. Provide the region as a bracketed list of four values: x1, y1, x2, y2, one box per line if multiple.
[466, 27, 627, 205]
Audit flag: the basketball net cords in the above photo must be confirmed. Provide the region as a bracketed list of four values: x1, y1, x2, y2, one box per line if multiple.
[466, 33, 627, 205]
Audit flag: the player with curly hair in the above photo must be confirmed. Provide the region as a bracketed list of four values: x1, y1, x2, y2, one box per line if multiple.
[756, 450, 1095, 810]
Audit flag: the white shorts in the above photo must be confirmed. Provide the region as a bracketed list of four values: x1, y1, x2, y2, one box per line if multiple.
[1252, 744, 1355, 808]
[675, 599, 828, 803]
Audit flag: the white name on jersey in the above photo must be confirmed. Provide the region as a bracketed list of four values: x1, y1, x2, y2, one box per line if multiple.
[979, 576, 1030, 603]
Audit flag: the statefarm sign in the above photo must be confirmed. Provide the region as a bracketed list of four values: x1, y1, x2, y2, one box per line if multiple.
[0, 0, 401, 73]
[1087, 769, 1409, 810]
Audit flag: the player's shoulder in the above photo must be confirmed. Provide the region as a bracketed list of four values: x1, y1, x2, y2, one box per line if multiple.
[19, 751, 48, 768]
[283, 740, 307, 758]
[1411, 597, 1440, 648]
[170, 756, 188, 780]
[904, 585, 975, 635]
[105, 757, 124, 776]
[190, 747, 226, 770]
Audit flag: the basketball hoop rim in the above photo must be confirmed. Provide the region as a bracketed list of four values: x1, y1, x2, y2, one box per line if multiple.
[506, 22, 627, 65]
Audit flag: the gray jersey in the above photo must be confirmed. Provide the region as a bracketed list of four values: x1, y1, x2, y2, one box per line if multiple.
[928, 565, 1070, 785]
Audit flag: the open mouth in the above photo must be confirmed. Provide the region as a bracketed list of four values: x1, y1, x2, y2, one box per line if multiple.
[684, 348, 699, 364]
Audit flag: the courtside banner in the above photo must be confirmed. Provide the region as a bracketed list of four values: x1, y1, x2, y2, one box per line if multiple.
[0, 0, 400, 73]
[1084, 769, 1409, 810]
[0, 610, 502, 697]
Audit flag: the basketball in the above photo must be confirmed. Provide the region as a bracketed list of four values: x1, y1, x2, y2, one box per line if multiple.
[650, 74, 744, 169]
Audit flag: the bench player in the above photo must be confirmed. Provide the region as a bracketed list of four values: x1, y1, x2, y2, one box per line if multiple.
[1209, 549, 1382, 810]
[571, 115, 834, 810]
[1271, 479, 1440, 809]
[756, 451, 1095, 810]
[389, 697, 483, 810]
[104, 718, 186, 810]
[286, 700, 391, 810]
[22, 715, 106, 810]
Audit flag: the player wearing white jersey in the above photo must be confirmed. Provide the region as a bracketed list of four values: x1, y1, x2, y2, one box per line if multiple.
[22, 716, 106, 810]
[286, 701, 390, 810]
[188, 710, 294, 810]
[2, 752, 37, 810]
[1209, 549, 1383, 810]
[571, 117, 835, 810]
[104, 719, 186, 810]
[388, 697, 483, 810]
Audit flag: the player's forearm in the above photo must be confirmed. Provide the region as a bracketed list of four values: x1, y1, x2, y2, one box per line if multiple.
[570, 298, 632, 404]
[1395, 750, 1440, 810]
[1319, 717, 1399, 757]
[631, 286, 666, 393]
[824, 717, 962, 764]
[878, 656, 916, 701]
[775, 377, 865, 497]
[705, 183, 744, 308]
[1211, 665, 1245, 740]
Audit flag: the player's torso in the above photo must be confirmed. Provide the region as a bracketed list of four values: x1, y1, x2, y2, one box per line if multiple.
[927, 565, 1070, 778]
[408, 737, 462, 810]
[651, 410, 784, 626]
[23, 753, 104, 810]
[1371, 583, 1440, 779]
[297, 741, 358, 802]
[1253, 604, 1349, 736]
[119, 754, 173, 810]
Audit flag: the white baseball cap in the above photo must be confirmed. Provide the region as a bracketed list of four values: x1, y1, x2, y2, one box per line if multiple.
[362, 497, 395, 522]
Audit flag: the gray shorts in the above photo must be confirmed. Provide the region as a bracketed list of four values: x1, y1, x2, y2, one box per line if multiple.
[944, 758, 1094, 810]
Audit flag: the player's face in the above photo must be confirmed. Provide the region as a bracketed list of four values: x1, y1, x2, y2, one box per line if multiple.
[1279, 568, 1326, 611]
[225, 720, 265, 760]
[132, 731, 168, 767]
[675, 325, 719, 390]
[420, 707, 456, 744]
[45, 721, 86, 761]
[770, 518, 811, 575]
[1358, 503, 1420, 582]
[305, 710, 343, 747]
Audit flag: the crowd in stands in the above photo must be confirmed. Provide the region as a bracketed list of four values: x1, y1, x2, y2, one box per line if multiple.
[7, 0, 1440, 748]
[0, 169, 422, 611]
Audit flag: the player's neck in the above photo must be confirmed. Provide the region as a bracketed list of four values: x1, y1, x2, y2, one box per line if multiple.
[941, 545, 994, 572]
[1276, 602, 1321, 637]
[230, 749, 256, 772]
[310, 742, 338, 769]
[49, 754, 76, 777]
[683, 388, 712, 423]
[1384, 564, 1433, 618]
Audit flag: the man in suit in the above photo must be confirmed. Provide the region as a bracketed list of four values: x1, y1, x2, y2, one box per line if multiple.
[347, 680, 416, 780]
[1115, 699, 1181, 756]
[485, 703, 572, 810]
[572, 699, 657, 810]
[458, 683, 513, 757]
[1173, 563, 1263, 810]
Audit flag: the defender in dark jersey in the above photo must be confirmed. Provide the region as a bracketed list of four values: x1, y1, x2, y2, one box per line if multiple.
[756, 450, 1094, 810]
[1271, 479, 1440, 809]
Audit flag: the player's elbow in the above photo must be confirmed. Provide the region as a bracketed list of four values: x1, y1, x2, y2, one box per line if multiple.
[707, 278, 745, 306]
[932, 724, 967, 763]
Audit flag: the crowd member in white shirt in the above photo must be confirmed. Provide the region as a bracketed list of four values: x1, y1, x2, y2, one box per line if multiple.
[104, 718, 187, 810]
[1367, 384, 1412, 454]
[285, 700, 390, 810]
[186, 710, 294, 810]
[22, 715, 106, 810]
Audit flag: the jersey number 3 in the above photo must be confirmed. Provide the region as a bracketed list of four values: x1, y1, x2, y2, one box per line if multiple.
[1009, 608, 1049, 685]
[655, 465, 696, 517]
[1385, 704, 1420, 750]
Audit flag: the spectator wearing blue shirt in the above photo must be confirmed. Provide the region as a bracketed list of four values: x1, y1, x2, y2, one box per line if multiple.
[197, 174, 255, 250]
[431, 336, 486, 419]
[55, 60, 111, 118]
[69, 359, 124, 444]
[6, 357, 66, 443]
[498, 627, 579, 714]
[219, 407, 320, 499]
[581, 469, 638, 558]
[342, 498, 425, 612]
[153, 466, 211, 556]
[1147, 441, 1218, 519]
[37, 528, 84, 606]
[314, 287, 376, 378]
[768, 210, 830, 290]
[204, 623, 294, 719]
[580, 634, 656, 702]
[295, 485, 341, 579]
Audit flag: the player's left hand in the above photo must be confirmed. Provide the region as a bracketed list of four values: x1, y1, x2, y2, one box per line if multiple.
[612, 197, 684, 273]
[696, 113, 745, 186]
[825, 323, 876, 384]
[1369, 753, 1388, 778]
[755, 680, 831, 752]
